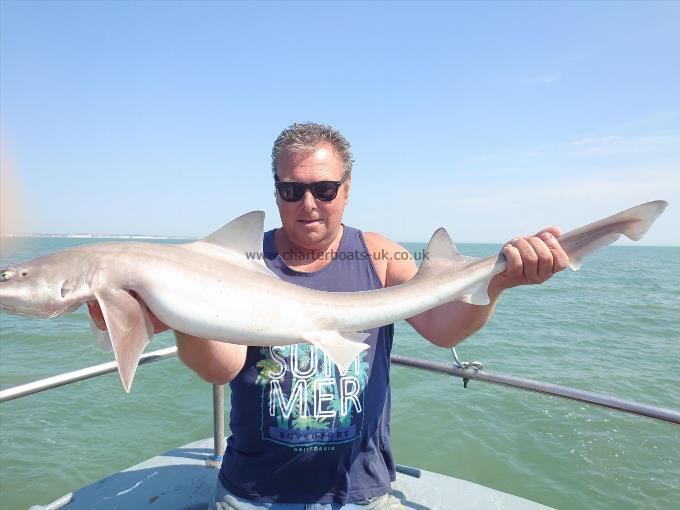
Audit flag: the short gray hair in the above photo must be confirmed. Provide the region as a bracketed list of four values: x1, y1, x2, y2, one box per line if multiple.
[271, 122, 354, 178]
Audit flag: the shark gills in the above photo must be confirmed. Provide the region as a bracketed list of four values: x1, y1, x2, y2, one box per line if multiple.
[0, 200, 668, 392]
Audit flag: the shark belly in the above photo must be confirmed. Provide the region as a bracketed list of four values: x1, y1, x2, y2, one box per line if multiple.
[136, 274, 313, 346]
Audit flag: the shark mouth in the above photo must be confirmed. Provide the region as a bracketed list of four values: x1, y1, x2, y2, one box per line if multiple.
[0, 302, 81, 319]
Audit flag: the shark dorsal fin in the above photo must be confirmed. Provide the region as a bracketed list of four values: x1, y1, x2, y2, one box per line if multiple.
[417, 228, 478, 277]
[415, 227, 487, 304]
[185, 211, 277, 277]
[200, 210, 265, 253]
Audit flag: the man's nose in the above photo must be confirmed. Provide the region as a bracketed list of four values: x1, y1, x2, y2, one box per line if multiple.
[301, 188, 317, 209]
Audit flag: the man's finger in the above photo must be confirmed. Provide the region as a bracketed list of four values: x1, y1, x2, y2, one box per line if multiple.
[512, 237, 540, 283]
[502, 242, 523, 279]
[539, 231, 570, 273]
[526, 236, 554, 281]
[535, 226, 561, 239]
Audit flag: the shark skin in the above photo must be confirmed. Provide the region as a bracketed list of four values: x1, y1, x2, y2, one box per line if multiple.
[0, 200, 668, 392]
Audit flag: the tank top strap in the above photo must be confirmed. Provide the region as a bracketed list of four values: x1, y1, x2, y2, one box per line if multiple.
[261, 226, 382, 291]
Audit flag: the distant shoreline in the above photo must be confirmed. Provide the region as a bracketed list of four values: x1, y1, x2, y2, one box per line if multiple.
[1, 233, 196, 240]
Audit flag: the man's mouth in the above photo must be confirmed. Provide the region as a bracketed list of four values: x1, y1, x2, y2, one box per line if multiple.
[298, 219, 322, 225]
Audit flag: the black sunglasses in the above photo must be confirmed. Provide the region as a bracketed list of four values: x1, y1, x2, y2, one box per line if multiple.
[274, 173, 349, 202]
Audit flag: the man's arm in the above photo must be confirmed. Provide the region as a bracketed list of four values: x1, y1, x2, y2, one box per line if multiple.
[174, 332, 246, 385]
[87, 301, 246, 385]
[363, 229, 569, 348]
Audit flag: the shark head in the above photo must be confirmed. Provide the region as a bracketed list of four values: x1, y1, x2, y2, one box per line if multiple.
[0, 253, 85, 318]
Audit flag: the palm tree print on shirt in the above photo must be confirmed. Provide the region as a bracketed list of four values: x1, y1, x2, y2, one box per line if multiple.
[257, 344, 370, 446]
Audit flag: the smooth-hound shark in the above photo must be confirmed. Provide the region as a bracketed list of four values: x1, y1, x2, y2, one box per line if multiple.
[0, 201, 668, 392]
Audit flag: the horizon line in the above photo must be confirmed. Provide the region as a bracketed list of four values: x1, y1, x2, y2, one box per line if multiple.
[1, 233, 678, 248]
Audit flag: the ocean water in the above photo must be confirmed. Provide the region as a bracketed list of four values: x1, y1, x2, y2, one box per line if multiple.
[0, 238, 678, 510]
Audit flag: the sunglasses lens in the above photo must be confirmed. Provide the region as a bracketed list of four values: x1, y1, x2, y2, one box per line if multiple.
[275, 180, 341, 202]
[312, 182, 339, 201]
[277, 183, 304, 202]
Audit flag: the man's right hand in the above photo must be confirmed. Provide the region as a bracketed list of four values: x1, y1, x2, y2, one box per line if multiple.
[86, 295, 170, 334]
[87, 301, 108, 331]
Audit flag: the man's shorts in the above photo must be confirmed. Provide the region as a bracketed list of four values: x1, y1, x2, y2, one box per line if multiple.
[209, 480, 404, 510]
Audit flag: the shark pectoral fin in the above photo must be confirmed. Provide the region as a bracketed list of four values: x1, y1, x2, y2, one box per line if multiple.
[94, 288, 154, 393]
[89, 317, 113, 352]
[303, 330, 371, 372]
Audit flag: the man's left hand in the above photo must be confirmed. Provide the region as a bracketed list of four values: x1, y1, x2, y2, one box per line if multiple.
[493, 227, 570, 290]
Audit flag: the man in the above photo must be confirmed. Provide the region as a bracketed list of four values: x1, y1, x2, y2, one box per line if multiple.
[90, 122, 569, 509]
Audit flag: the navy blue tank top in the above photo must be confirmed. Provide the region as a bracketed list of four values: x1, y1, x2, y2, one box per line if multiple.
[218, 226, 396, 505]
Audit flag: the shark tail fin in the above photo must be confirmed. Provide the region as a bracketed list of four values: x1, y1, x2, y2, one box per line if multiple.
[414, 228, 489, 305]
[94, 288, 154, 393]
[559, 200, 668, 270]
[617, 200, 668, 241]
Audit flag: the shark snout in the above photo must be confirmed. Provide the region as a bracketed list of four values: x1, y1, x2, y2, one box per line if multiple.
[0, 283, 22, 313]
[0, 267, 45, 316]
[0, 283, 58, 318]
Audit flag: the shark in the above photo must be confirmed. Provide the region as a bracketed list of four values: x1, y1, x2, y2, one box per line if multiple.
[0, 200, 668, 392]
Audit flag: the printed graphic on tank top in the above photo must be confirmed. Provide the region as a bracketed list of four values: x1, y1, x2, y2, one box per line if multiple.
[258, 337, 371, 447]
[220, 226, 395, 504]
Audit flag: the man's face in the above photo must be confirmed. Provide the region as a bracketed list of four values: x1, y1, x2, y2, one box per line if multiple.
[275, 144, 350, 250]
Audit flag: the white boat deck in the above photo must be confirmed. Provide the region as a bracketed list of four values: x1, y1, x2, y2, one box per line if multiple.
[30, 438, 554, 510]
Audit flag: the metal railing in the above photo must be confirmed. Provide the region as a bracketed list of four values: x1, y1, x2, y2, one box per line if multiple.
[0, 346, 232, 463]
[392, 355, 680, 425]
[0, 346, 179, 403]
[1, 346, 678, 464]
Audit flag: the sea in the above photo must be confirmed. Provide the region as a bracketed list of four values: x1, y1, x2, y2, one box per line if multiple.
[0, 237, 678, 510]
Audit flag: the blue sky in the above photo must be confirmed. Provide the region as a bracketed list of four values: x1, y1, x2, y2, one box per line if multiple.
[1, 1, 678, 245]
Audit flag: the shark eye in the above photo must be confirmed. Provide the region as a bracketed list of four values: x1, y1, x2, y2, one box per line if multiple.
[0, 270, 14, 282]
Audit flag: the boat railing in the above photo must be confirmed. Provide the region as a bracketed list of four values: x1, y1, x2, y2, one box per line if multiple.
[1, 346, 678, 463]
